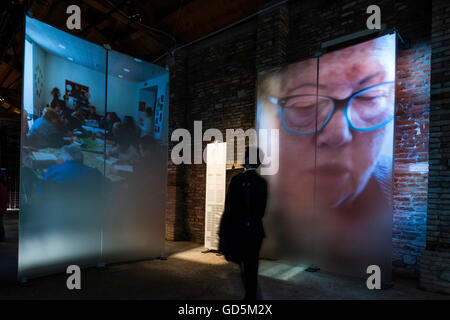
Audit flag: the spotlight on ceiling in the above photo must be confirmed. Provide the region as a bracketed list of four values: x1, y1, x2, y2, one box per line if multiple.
[123, 68, 130, 72]
[134, 58, 142, 63]
[118, 75, 124, 79]
[126, 0, 142, 23]
[67, 57, 74, 62]
[58, 44, 66, 49]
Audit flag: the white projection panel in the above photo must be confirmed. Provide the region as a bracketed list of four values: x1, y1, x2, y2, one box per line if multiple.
[204, 142, 227, 250]
[19, 17, 168, 280]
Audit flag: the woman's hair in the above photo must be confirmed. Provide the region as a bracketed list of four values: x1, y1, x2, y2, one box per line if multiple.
[145, 107, 153, 117]
[51, 87, 60, 97]
[110, 112, 120, 123]
[43, 107, 59, 123]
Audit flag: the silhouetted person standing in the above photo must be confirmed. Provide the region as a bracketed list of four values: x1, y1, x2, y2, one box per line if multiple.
[219, 147, 268, 300]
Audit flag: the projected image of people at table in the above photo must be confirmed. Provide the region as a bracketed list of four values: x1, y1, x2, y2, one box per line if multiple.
[19, 17, 169, 279]
[19, 17, 108, 279]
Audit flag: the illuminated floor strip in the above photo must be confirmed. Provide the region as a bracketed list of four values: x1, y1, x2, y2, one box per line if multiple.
[259, 261, 304, 280]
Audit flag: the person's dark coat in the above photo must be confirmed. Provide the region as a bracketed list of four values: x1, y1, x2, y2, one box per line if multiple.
[219, 169, 268, 262]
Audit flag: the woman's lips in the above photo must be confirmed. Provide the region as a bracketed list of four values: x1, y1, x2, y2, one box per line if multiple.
[308, 165, 351, 184]
[309, 164, 350, 174]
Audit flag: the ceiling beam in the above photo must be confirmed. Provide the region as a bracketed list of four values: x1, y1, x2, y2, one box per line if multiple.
[0, 68, 14, 87]
[81, 0, 169, 45]
[160, 0, 267, 42]
[77, 0, 127, 36]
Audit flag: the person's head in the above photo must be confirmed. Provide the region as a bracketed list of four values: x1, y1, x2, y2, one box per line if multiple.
[244, 146, 264, 169]
[60, 145, 84, 163]
[112, 121, 122, 136]
[43, 107, 60, 125]
[258, 35, 395, 210]
[51, 87, 60, 99]
[145, 107, 153, 118]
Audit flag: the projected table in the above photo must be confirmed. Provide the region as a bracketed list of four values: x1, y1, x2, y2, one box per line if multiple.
[32, 147, 125, 182]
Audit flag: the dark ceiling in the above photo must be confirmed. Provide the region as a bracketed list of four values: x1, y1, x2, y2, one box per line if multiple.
[0, 0, 273, 119]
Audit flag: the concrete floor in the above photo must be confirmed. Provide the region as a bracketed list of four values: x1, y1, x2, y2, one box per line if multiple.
[0, 214, 449, 300]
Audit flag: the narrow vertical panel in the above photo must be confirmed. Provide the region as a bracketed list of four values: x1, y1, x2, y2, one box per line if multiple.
[101, 50, 168, 263]
[204, 142, 227, 250]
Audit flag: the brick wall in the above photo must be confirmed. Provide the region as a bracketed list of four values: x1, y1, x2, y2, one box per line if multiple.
[167, 0, 433, 278]
[420, 0, 450, 294]
[393, 44, 430, 277]
[167, 22, 258, 242]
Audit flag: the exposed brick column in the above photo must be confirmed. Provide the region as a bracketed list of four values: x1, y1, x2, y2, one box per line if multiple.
[166, 51, 189, 241]
[420, 0, 450, 294]
[393, 43, 431, 277]
[256, 1, 289, 72]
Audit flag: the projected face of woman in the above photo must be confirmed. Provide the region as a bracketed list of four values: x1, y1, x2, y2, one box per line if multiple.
[274, 38, 394, 212]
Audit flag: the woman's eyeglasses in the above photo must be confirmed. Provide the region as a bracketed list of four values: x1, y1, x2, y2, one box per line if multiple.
[268, 81, 395, 135]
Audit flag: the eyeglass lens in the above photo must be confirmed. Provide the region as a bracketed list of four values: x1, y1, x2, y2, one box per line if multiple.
[282, 82, 394, 133]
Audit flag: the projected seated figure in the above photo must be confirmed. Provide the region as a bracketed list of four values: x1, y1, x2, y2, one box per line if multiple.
[28, 108, 72, 149]
[50, 87, 66, 110]
[71, 105, 86, 126]
[86, 105, 101, 122]
[124, 116, 140, 144]
[107, 123, 140, 163]
[258, 35, 395, 276]
[100, 112, 120, 132]
[42, 145, 103, 184]
[139, 107, 154, 138]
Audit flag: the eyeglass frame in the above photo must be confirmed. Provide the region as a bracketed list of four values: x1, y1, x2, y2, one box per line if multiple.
[268, 81, 395, 135]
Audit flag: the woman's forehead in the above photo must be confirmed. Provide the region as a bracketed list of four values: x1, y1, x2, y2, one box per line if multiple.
[281, 42, 392, 93]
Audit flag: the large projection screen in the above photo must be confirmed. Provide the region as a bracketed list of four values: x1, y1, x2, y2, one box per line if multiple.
[101, 50, 168, 263]
[19, 17, 168, 280]
[257, 34, 395, 281]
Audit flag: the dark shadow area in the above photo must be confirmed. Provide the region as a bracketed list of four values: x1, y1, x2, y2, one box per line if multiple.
[0, 213, 18, 284]
[0, 214, 448, 300]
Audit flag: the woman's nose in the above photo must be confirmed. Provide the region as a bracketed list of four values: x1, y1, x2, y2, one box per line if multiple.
[317, 109, 352, 148]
